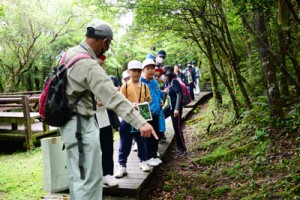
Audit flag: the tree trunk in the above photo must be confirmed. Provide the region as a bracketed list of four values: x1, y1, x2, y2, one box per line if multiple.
[0, 81, 3, 93]
[209, 60, 223, 106]
[33, 66, 40, 90]
[285, 27, 300, 88]
[5, 78, 13, 93]
[206, 38, 239, 118]
[277, 27, 289, 97]
[5, 65, 23, 92]
[187, 9, 223, 106]
[255, 12, 284, 124]
[197, 37, 223, 106]
[217, 2, 253, 110]
[279, 72, 289, 98]
[27, 74, 33, 91]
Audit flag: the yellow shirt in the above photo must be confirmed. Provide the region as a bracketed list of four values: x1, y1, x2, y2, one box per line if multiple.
[120, 80, 151, 103]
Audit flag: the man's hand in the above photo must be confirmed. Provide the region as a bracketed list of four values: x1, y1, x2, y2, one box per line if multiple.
[133, 102, 138, 110]
[174, 109, 179, 117]
[139, 122, 158, 140]
[97, 101, 103, 107]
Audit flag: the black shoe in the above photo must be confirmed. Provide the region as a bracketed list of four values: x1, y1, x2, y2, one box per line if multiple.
[178, 150, 186, 156]
[159, 136, 167, 143]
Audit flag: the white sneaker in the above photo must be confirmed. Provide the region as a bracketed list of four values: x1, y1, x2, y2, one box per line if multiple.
[154, 158, 162, 164]
[133, 142, 138, 152]
[139, 161, 150, 172]
[114, 166, 127, 178]
[146, 158, 159, 167]
[157, 152, 160, 157]
[103, 175, 119, 187]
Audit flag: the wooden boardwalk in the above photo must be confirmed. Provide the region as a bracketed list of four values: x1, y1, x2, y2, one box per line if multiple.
[42, 91, 212, 200]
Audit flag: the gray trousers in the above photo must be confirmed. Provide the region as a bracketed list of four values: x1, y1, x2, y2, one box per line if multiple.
[60, 115, 103, 200]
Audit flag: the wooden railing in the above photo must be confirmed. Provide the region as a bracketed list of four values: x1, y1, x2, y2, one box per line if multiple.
[0, 93, 57, 151]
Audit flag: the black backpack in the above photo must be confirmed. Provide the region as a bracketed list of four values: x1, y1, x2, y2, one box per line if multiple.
[39, 53, 92, 127]
[39, 52, 96, 180]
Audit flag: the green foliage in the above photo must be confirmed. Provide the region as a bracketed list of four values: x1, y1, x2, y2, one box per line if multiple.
[163, 184, 173, 191]
[0, 4, 4, 17]
[0, 0, 82, 91]
[242, 96, 270, 129]
[195, 143, 254, 165]
[253, 129, 269, 142]
[175, 193, 186, 200]
[185, 96, 300, 199]
[0, 0, 298, 130]
[0, 0, 121, 92]
[227, 162, 242, 177]
[213, 185, 230, 197]
[202, 138, 220, 149]
[283, 103, 300, 132]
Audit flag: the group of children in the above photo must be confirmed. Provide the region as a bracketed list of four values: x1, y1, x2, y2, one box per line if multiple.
[114, 53, 189, 178]
[99, 51, 190, 187]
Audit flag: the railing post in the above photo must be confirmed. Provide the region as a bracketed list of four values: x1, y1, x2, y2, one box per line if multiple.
[22, 95, 33, 151]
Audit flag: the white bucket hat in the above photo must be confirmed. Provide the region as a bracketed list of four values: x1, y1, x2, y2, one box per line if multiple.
[128, 60, 142, 70]
[142, 58, 156, 69]
[122, 70, 130, 79]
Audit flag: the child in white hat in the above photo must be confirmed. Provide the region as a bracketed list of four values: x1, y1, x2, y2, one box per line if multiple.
[115, 60, 152, 178]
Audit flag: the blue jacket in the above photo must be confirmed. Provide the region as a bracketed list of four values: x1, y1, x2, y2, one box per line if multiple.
[141, 77, 162, 116]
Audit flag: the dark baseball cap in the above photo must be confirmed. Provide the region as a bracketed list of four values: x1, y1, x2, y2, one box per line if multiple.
[86, 19, 113, 40]
[157, 50, 167, 57]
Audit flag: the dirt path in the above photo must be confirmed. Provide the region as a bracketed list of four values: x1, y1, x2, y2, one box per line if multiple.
[140, 103, 209, 199]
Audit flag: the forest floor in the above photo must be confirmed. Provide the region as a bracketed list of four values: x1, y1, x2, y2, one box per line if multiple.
[140, 102, 300, 200]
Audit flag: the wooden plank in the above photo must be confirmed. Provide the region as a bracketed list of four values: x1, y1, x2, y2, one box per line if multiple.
[42, 192, 136, 200]
[114, 173, 149, 179]
[185, 91, 212, 108]
[0, 106, 17, 112]
[43, 123, 50, 133]
[0, 132, 26, 140]
[32, 129, 58, 138]
[41, 193, 70, 200]
[0, 97, 22, 103]
[0, 96, 39, 103]
[0, 122, 57, 133]
[0, 91, 42, 95]
[0, 129, 57, 141]
[0, 112, 40, 118]
[115, 177, 146, 184]
[0, 112, 40, 126]
[0, 104, 22, 107]
[201, 82, 212, 91]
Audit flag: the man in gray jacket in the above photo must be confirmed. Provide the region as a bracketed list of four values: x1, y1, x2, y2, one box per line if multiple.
[59, 19, 157, 200]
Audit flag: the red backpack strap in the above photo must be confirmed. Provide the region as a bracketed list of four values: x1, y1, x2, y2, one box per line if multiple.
[59, 52, 67, 65]
[65, 53, 92, 68]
